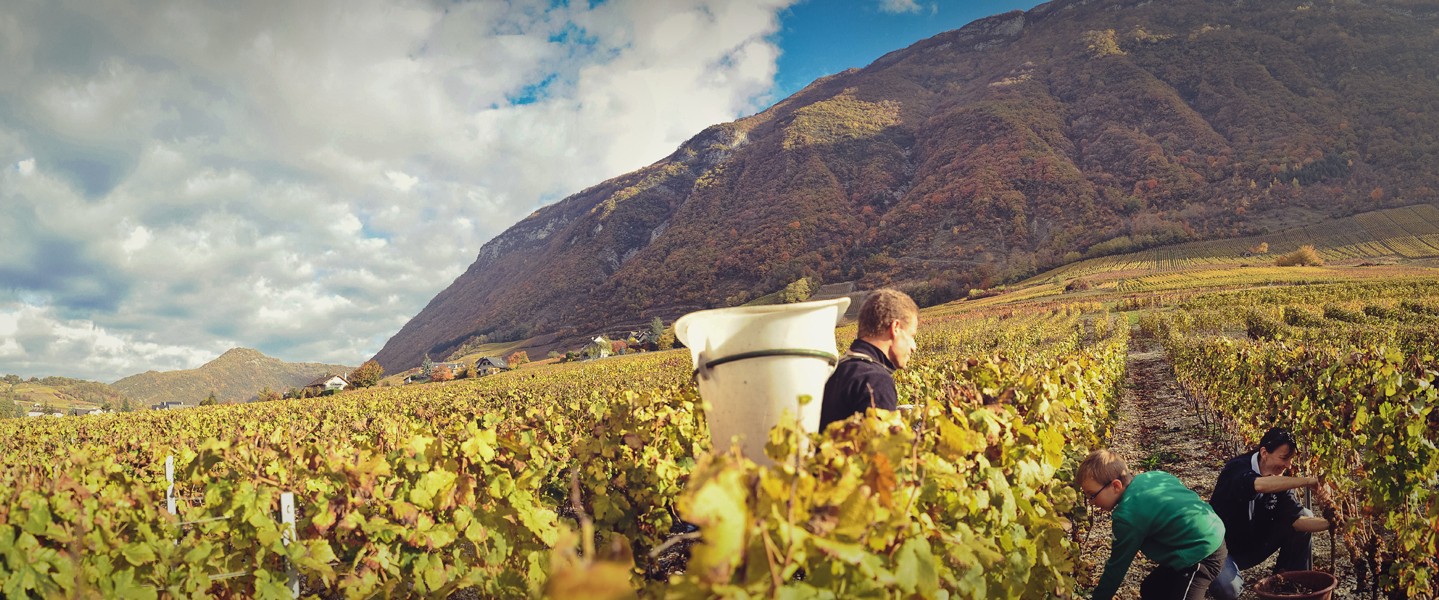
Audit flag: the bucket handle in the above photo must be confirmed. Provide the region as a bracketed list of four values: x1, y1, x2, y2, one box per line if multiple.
[694, 349, 839, 381]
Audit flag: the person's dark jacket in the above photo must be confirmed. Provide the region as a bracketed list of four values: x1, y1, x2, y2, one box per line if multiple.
[819, 340, 898, 431]
[1209, 452, 1305, 549]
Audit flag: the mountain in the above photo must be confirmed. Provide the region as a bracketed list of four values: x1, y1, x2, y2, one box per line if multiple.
[113, 348, 354, 406]
[373, 0, 1439, 373]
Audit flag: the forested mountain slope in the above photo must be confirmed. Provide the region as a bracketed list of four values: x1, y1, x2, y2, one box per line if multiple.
[374, 0, 1439, 372]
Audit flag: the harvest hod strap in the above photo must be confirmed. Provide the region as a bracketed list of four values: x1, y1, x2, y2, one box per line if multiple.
[693, 349, 839, 380]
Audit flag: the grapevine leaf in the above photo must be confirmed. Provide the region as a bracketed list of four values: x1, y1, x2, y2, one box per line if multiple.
[894, 536, 939, 596]
[678, 457, 750, 585]
[409, 469, 458, 510]
[120, 543, 156, 566]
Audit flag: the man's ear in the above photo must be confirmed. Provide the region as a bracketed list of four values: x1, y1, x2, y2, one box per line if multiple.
[887, 319, 902, 339]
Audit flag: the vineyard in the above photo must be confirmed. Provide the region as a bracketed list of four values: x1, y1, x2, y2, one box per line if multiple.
[1139, 279, 1439, 597]
[1034, 204, 1439, 285]
[2, 275, 1437, 598]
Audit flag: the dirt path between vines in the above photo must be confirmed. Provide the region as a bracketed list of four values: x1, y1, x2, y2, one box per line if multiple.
[1079, 328, 1355, 599]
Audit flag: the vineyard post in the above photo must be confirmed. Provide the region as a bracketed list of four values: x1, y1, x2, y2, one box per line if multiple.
[165, 454, 176, 515]
[281, 491, 298, 598]
[1301, 486, 1313, 571]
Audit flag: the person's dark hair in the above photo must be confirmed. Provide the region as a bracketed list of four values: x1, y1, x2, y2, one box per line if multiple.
[1258, 427, 1297, 453]
[857, 289, 919, 340]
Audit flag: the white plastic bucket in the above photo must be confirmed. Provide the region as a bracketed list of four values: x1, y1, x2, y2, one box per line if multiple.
[674, 297, 851, 464]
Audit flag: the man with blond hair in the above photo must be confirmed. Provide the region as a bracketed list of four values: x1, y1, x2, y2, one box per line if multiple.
[1078, 449, 1228, 600]
[819, 288, 919, 430]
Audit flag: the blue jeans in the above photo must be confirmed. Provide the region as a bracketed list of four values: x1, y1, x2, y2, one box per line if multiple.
[1211, 556, 1245, 600]
[1209, 511, 1313, 600]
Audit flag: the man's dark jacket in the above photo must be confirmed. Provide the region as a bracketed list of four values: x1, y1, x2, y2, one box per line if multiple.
[819, 340, 898, 431]
[1209, 452, 1305, 551]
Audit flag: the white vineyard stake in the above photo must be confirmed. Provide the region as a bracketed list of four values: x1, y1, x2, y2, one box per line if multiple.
[281, 492, 298, 598]
[165, 455, 176, 515]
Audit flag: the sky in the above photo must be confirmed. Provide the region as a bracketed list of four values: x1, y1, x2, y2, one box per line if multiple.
[0, 0, 1044, 383]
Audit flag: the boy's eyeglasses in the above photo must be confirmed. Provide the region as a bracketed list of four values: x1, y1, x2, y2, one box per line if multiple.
[1085, 480, 1113, 504]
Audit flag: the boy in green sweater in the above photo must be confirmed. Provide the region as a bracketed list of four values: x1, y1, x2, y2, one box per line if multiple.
[1078, 449, 1227, 600]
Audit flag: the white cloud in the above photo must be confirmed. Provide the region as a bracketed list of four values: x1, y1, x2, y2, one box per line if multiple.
[0, 311, 21, 359]
[0, 303, 216, 382]
[120, 224, 151, 255]
[878, 0, 925, 14]
[0, 0, 798, 381]
[385, 170, 419, 192]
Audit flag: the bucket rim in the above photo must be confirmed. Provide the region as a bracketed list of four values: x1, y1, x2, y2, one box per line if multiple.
[1253, 570, 1338, 599]
[674, 297, 852, 348]
[678, 297, 852, 320]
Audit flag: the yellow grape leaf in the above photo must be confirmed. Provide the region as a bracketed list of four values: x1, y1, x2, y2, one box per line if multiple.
[406, 435, 436, 459]
[808, 536, 867, 564]
[461, 425, 498, 462]
[120, 542, 156, 566]
[310, 503, 337, 535]
[936, 417, 985, 461]
[545, 561, 635, 600]
[679, 460, 750, 585]
[833, 484, 875, 539]
[509, 491, 559, 546]
[894, 536, 939, 596]
[409, 470, 458, 510]
[864, 453, 897, 509]
[544, 526, 635, 600]
[418, 555, 448, 593]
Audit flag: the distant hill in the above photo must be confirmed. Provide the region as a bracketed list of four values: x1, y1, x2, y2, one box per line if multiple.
[373, 0, 1439, 373]
[1, 375, 130, 414]
[113, 348, 354, 406]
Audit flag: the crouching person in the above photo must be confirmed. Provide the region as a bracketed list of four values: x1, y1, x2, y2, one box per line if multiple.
[1079, 449, 1228, 600]
[1208, 427, 1330, 600]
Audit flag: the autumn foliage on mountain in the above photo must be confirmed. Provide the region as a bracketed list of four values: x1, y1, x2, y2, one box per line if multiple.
[373, 0, 1439, 372]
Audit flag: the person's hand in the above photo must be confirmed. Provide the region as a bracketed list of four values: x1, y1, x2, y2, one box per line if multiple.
[1322, 509, 1338, 529]
[1312, 480, 1337, 528]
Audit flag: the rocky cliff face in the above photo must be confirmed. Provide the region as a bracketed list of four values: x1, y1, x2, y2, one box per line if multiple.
[373, 0, 1439, 372]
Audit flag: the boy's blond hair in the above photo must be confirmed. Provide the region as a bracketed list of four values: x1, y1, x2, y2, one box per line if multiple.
[858, 289, 919, 339]
[1078, 449, 1132, 486]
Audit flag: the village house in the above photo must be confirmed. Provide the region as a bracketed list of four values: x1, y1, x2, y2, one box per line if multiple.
[25, 410, 64, 418]
[303, 374, 350, 395]
[434, 362, 465, 374]
[393, 366, 425, 384]
[151, 401, 192, 410]
[474, 356, 508, 376]
[586, 336, 612, 360]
